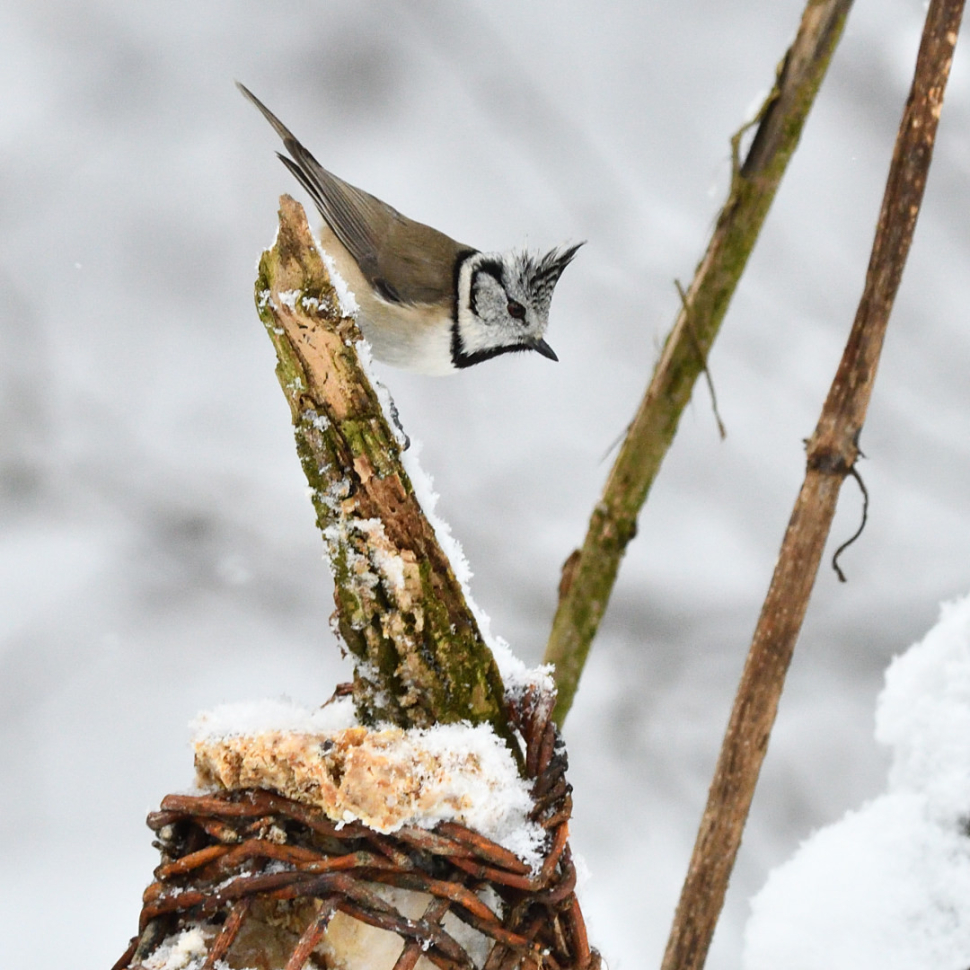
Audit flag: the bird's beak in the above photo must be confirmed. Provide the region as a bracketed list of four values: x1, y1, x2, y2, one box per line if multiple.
[532, 338, 559, 362]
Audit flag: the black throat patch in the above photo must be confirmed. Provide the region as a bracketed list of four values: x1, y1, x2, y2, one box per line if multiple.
[451, 339, 534, 369]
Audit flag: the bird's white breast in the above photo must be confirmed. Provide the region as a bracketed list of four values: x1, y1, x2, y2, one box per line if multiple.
[316, 224, 456, 376]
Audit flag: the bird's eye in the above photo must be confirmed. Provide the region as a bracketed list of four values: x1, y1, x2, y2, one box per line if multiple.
[507, 300, 526, 320]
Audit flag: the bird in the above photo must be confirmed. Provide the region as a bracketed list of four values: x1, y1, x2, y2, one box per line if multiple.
[238, 83, 582, 375]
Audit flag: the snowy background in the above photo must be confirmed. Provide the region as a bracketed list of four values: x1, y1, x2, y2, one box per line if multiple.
[1, 1, 968, 968]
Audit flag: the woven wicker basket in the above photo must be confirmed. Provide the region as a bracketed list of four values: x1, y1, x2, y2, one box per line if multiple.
[113, 687, 600, 970]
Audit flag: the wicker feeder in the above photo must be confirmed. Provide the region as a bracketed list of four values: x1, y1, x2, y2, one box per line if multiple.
[113, 687, 600, 970]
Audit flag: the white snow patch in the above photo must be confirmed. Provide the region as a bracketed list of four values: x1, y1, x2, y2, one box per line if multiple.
[357, 338, 408, 450]
[398, 719, 546, 866]
[191, 695, 358, 740]
[322, 519, 379, 590]
[143, 927, 209, 970]
[352, 517, 407, 593]
[313, 478, 351, 515]
[263, 220, 281, 263]
[277, 288, 300, 310]
[314, 241, 359, 317]
[876, 596, 970, 823]
[742, 593, 970, 970]
[398, 437, 554, 697]
[305, 409, 330, 432]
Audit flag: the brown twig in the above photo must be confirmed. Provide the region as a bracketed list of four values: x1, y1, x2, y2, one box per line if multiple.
[544, 0, 855, 723]
[283, 898, 339, 970]
[392, 897, 453, 970]
[660, 3, 966, 968]
[202, 898, 251, 970]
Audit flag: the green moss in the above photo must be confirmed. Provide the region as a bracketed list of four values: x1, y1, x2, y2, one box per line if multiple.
[255, 198, 515, 751]
[547, 6, 852, 725]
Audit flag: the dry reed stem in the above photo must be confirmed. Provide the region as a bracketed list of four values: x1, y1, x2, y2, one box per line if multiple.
[661, 3, 966, 967]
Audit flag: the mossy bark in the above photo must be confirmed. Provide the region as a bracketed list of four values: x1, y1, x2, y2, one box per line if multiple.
[256, 196, 512, 745]
[544, 0, 855, 723]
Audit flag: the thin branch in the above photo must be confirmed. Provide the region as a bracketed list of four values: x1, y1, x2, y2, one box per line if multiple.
[256, 196, 513, 744]
[544, 0, 855, 723]
[660, 3, 965, 968]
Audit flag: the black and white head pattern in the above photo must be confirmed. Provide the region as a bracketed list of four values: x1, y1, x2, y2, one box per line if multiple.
[452, 243, 583, 369]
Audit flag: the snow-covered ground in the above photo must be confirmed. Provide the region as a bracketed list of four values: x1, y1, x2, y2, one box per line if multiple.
[743, 595, 970, 969]
[1, 2, 968, 968]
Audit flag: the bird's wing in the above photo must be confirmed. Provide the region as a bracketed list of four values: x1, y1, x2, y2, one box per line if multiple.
[238, 83, 471, 308]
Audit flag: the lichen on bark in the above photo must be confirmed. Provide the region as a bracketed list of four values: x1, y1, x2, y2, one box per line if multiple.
[255, 195, 513, 748]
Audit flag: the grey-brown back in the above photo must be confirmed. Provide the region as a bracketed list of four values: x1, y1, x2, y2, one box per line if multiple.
[238, 83, 473, 308]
